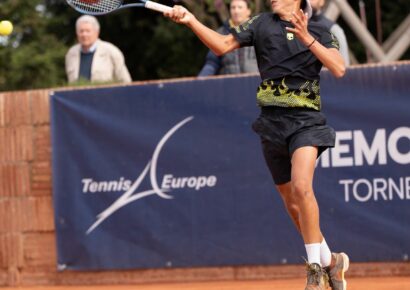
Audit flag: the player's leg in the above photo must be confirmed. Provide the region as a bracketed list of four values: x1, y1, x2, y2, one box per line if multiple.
[253, 111, 346, 288]
[276, 183, 336, 270]
[290, 146, 320, 244]
[276, 182, 301, 233]
[290, 146, 329, 289]
[290, 146, 349, 290]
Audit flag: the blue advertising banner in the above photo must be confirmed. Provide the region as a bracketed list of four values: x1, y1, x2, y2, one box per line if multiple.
[51, 63, 410, 270]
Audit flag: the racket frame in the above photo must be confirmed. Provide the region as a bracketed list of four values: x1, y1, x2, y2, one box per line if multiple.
[66, 0, 172, 15]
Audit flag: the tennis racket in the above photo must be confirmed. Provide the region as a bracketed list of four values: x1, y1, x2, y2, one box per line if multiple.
[66, 0, 172, 16]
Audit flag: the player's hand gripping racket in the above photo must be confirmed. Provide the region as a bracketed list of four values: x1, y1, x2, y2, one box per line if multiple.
[66, 0, 172, 15]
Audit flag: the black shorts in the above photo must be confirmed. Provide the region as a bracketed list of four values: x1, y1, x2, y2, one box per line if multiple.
[252, 106, 335, 185]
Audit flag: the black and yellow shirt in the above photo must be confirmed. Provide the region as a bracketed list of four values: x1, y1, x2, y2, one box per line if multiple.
[230, 13, 339, 111]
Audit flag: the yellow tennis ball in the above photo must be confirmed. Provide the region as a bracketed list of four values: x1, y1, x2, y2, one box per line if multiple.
[0, 20, 13, 36]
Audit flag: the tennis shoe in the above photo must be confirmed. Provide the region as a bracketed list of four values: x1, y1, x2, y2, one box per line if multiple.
[324, 252, 349, 290]
[305, 262, 329, 290]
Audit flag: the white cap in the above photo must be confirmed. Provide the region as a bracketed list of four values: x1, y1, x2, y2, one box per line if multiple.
[303, 0, 313, 19]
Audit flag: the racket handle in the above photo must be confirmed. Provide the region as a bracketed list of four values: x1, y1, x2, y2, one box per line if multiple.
[145, 1, 172, 13]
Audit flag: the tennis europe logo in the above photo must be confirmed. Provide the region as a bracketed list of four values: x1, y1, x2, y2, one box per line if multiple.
[84, 116, 217, 235]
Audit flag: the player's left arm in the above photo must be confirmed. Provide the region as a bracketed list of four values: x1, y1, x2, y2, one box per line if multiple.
[287, 9, 346, 78]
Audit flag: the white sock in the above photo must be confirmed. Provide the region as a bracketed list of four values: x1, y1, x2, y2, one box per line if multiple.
[305, 243, 321, 266]
[320, 238, 332, 267]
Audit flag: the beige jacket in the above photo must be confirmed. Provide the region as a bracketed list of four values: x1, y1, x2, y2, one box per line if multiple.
[65, 39, 132, 84]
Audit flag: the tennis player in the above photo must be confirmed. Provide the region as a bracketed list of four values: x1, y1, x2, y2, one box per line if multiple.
[165, 0, 349, 289]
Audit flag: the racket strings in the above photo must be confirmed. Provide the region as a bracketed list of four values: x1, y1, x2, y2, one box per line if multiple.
[68, 0, 122, 13]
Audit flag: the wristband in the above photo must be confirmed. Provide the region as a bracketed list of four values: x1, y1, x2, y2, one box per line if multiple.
[307, 38, 317, 48]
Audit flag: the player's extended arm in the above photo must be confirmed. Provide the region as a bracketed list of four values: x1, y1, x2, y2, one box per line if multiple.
[287, 10, 346, 78]
[165, 5, 240, 56]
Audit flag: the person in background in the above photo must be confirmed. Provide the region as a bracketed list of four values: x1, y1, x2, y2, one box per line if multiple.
[65, 15, 132, 84]
[310, 0, 350, 65]
[198, 0, 258, 76]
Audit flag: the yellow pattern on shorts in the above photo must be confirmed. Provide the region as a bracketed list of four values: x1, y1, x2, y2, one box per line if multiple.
[257, 78, 321, 110]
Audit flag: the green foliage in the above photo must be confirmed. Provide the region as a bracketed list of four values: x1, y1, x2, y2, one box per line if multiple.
[143, 17, 208, 79]
[0, 1, 68, 90]
[8, 36, 67, 89]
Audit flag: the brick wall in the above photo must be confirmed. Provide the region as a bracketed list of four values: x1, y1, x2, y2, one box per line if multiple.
[0, 87, 409, 287]
[0, 89, 52, 286]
